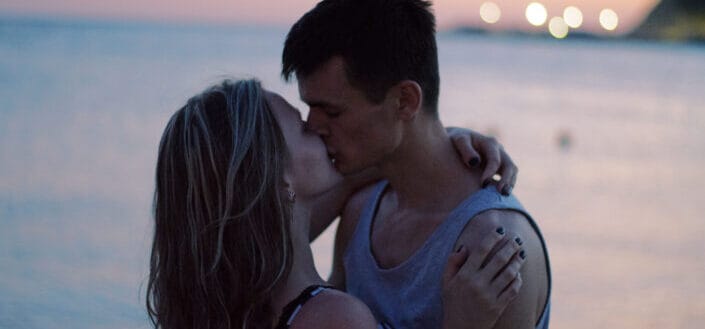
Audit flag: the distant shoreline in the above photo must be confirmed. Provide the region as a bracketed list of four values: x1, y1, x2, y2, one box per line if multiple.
[447, 26, 705, 46]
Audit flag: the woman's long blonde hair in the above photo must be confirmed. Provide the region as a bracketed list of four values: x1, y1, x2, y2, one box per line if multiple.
[147, 79, 293, 329]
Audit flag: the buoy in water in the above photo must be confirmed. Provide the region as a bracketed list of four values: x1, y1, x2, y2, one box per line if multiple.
[557, 130, 573, 152]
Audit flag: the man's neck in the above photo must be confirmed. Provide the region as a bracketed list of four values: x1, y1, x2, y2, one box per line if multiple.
[379, 117, 482, 214]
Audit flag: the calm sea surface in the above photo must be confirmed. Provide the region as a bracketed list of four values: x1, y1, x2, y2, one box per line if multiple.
[1, 19, 704, 329]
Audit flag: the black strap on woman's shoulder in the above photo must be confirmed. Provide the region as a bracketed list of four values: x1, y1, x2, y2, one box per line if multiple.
[275, 285, 332, 329]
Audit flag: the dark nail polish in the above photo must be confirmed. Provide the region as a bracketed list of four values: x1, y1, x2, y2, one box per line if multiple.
[515, 237, 523, 246]
[496, 227, 505, 235]
[469, 157, 480, 167]
[456, 245, 464, 252]
[519, 250, 526, 259]
[502, 185, 511, 196]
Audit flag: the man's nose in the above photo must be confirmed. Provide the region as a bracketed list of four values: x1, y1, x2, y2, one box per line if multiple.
[305, 111, 329, 136]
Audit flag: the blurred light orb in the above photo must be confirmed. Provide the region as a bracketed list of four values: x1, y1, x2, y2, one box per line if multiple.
[548, 17, 570, 39]
[563, 6, 583, 28]
[480, 2, 502, 24]
[526, 2, 548, 26]
[599, 8, 619, 31]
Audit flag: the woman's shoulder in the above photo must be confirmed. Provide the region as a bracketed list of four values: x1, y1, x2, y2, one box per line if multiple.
[289, 288, 378, 329]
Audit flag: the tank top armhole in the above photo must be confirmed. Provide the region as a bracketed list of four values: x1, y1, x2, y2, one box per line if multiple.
[343, 181, 389, 264]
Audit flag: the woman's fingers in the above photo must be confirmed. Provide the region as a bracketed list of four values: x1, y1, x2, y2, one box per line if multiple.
[443, 245, 469, 285]
[497, 272, 523, 306]
[478, 138, 502, 188]
[447, 128, 520, 196]
[490, 250, 526, 295]
[460, 227, 506, 274]
[480, 235, 523, 283]
[450, 134, 481, 168]
[496, 151, 518, 196]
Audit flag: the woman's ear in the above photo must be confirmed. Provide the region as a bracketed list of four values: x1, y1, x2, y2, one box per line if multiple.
[395, 80, 423, 122]
[282, 173, 296, 204]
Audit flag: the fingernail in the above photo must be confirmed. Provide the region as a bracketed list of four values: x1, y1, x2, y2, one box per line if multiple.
[515, 237, 523, 246]
[468, 157, 480, 167]
[456, 245, 464, 252]
[519, 250, 526, 259]
[496, 227, 505, 235]
[501, 185, 511, 196]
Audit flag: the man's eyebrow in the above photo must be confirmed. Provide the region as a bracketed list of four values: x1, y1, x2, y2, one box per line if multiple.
[302, 98, 337, 109]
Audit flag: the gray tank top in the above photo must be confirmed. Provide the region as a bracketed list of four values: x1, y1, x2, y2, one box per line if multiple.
[344, 181, 551, 329]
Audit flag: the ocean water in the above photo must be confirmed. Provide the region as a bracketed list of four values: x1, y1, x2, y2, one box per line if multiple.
[1, 18, 704, 328]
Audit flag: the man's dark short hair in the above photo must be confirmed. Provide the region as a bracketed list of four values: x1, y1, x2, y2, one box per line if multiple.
[282, 0, 440, 114]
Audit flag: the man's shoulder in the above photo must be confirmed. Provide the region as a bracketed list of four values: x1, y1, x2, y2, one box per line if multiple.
[450, 188, 533, 237]
[456, 207, 551, 327]
[456, 206, 541, 253]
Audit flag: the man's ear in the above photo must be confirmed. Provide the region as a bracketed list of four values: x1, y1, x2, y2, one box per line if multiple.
[395, 80, 423, 122]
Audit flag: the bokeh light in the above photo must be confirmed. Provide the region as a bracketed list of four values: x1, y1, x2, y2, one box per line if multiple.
[479, 2, 502, 24]
[563, 6, 583, 29]
[599, 8, 619, 31]
[525, 2, 548, 27]
[548, 16, 569, 39]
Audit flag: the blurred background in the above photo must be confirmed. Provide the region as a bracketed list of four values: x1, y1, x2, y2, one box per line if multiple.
[1, 1, 704, 328]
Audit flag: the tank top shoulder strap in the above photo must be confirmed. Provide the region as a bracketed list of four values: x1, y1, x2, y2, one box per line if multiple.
[348, 180, 389, 251]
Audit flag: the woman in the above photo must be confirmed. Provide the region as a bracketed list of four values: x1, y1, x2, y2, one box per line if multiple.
[146, 79, 525, 329]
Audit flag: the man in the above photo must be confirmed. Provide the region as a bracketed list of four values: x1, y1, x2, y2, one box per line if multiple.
[282, 1, 551, 328]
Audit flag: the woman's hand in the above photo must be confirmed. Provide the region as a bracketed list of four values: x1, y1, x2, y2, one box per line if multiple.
[447, 127, 517, 196]
[441, 227, 525, 329]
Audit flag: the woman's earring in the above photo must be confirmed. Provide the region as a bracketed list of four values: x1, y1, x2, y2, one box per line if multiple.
[287, 190, 296, 203]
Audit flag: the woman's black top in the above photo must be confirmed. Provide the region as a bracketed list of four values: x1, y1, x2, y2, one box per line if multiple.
[275, 285, 331, 329]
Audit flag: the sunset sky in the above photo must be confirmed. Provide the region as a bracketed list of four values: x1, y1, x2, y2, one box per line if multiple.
[1, 0, 661, 33]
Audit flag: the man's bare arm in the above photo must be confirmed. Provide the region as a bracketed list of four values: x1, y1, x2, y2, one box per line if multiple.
[442, 227, 525, 329]
[453, 210, 550, 329]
